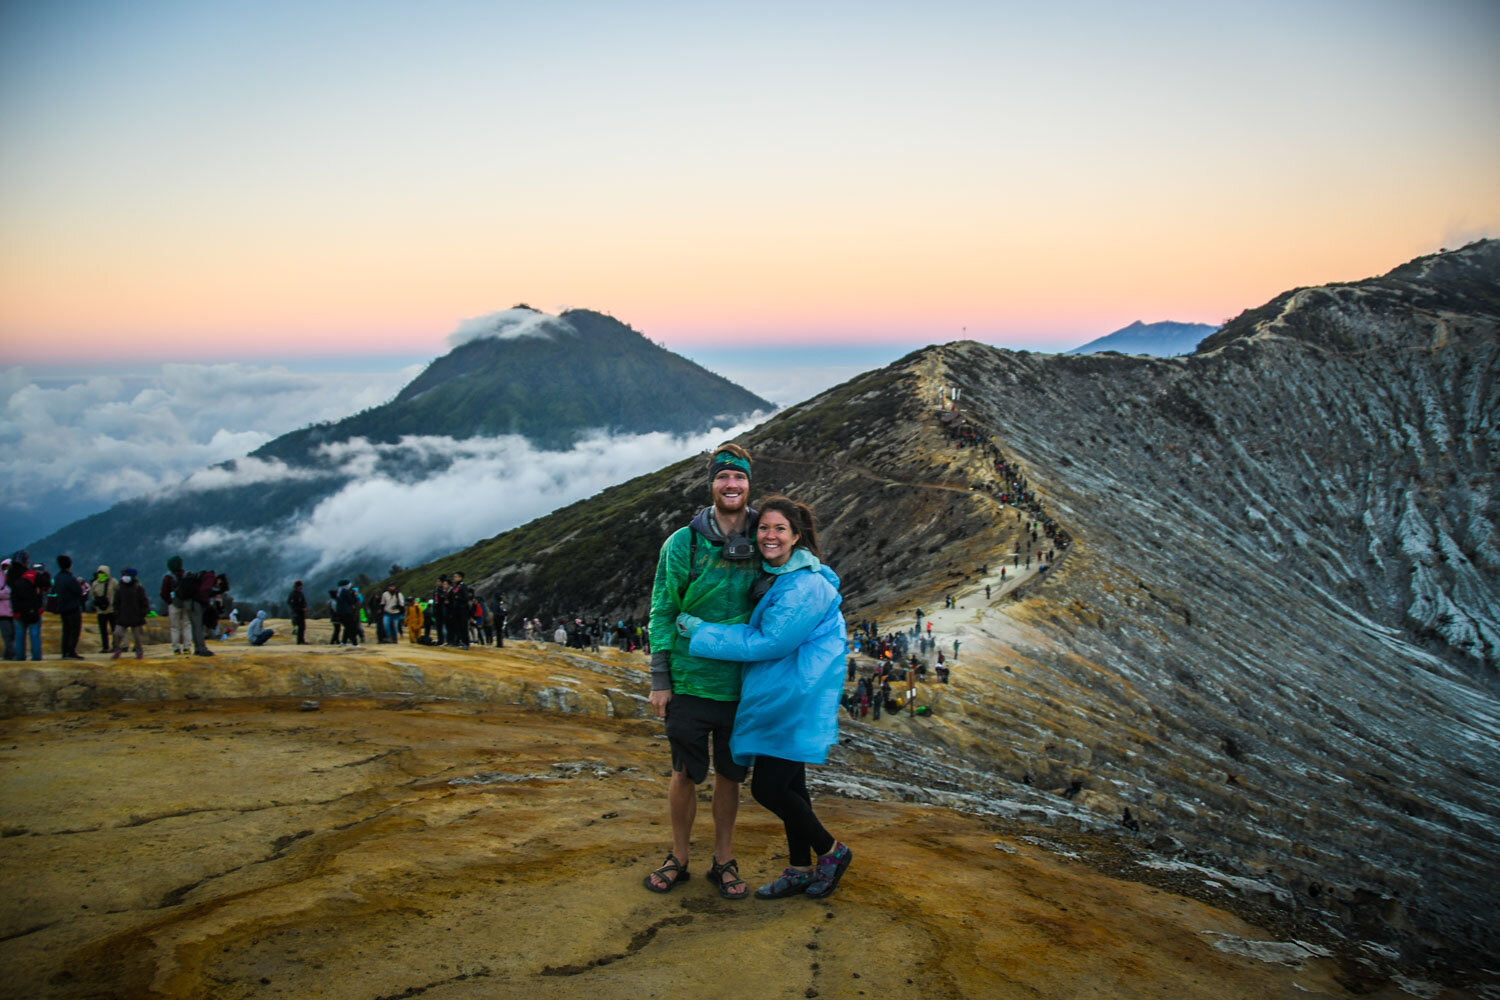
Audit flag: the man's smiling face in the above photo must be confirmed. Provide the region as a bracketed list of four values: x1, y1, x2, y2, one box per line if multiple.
[711, 469, 749, 515]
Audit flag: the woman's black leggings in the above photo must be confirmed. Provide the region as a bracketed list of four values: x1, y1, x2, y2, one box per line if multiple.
[751, 755, 834, 866]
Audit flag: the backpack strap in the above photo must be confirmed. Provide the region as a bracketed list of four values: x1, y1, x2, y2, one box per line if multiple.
[677, 528, 702, 602]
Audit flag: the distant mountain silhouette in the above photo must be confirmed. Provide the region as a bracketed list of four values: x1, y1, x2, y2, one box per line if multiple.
[24, 308, 772, 599]
[1067, 320, 1218, 356]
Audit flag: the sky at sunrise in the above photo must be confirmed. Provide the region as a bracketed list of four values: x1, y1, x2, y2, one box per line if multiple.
[2, 0, 1497, 365]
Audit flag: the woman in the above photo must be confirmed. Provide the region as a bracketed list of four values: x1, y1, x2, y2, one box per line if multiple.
[677, 495, 853, 900]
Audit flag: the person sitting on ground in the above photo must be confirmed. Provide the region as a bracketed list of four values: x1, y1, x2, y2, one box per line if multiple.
[247, 610, 275, 646]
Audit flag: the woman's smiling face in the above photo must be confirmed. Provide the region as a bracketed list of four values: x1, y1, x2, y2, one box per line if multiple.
[756, 509, 800, 567]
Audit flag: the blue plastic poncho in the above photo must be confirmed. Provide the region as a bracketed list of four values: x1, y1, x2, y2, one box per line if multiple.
[686, 549, 847, 766]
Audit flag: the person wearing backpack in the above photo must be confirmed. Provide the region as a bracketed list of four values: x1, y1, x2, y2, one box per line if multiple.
[90, 566, 119, 653]
[182, 567, 218, 657]
[642, 443, 761, 899]
[162, 556, 191, 655]
[7, 555, 42, 661]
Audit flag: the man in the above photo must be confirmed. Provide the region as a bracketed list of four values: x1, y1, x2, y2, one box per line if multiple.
[380, 584, 405, 643]
[162, 556, 190, 655]
[643, 443, 760, 899]
[186, 571, 219, 657]
[287, 580, 308, 644]
[447, 572, 471, 649]
[488, 593, 506, 647]
[54, 555, 85, 660]
[430, 576, 450, 645]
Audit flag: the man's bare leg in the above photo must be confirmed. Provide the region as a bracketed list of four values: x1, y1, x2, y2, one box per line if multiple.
[646, 767, 699, 890]
[710, 774, 747, 896]
[670, 767, 698, 863]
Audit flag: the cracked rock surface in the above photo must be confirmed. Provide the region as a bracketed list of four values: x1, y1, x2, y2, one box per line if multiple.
[1, 641, 1481, 1000]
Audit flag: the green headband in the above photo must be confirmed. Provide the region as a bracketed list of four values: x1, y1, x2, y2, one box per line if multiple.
[709, 452, 751, 479]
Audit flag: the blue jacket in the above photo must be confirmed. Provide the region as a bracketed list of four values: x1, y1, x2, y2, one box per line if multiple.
[687, 549, 847, 766]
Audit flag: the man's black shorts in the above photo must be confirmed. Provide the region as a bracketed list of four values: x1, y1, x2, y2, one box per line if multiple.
[665, 693, 747, 784]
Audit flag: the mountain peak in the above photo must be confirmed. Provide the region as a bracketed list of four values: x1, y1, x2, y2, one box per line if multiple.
[1067, 320, 1217, 357]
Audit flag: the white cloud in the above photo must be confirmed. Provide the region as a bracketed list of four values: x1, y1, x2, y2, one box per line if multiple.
[177, 456, 327, 493]
[0, 361, 419, 541]
[284, 423, 760, 579]
[446, 308, 571, 350]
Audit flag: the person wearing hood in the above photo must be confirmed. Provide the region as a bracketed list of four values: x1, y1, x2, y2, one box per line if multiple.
[678, 494, 853, 901]
[247, 611, 275, 646]
[161, 556, 190, 655]
[6, 553, 42, 660]
[90, 566, 119, 653]
[0, 558, 14, 660]
[53, 555, 85, 660]
[111, 568, 150, 660]
[403, 597, 424, 645]
[642, 443, 761, 899]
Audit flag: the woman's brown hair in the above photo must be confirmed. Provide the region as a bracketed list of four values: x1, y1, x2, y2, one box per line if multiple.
[755, 494, 821, 558]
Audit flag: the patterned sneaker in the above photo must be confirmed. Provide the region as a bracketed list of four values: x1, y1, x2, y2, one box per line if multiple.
[755, 867, 816, 900]
[805, 842, 852, 899]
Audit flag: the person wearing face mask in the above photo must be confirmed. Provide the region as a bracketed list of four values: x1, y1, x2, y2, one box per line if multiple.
[111, 568, 151, 660]
[677, 494, 852, 901]
[90, 566, 119, 653]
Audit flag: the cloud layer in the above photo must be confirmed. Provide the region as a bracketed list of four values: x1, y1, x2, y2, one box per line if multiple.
[0, 362, 419, 549]
[163, 423, 761, 592]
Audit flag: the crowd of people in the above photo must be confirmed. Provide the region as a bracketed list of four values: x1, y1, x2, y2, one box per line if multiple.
[0, 547, 656, 661]
[281, 575, 652, 654]
[1, 552, 169, 661]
